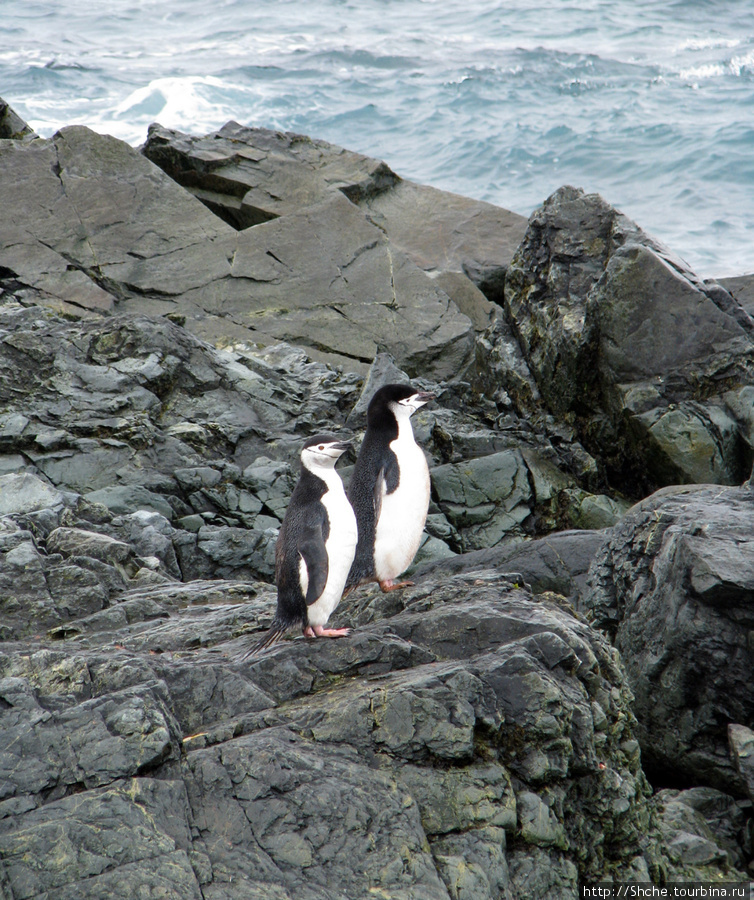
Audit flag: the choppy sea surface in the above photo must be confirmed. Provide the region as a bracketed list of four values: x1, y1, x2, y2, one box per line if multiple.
[2, 0, 753, 277]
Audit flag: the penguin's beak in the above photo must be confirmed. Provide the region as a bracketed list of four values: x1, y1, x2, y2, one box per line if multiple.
[331, 440, 352, 452]
[402, 391, 435, 413]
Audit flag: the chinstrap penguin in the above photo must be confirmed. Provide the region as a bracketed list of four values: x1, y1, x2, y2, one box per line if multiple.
[346, 384, 435, 593]
[240, 434, 357, 657]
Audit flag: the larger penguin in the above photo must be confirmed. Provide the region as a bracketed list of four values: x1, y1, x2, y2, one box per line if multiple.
[346, 384, 435, 593]
[241, 434, 357, 656]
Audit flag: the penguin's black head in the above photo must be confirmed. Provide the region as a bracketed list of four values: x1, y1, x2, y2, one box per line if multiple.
[301, 434, 351, 470]
[367, 384, 436, 429]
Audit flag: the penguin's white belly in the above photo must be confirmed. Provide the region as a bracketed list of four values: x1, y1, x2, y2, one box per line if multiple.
[374, 440, 430, 581]
[307, 484, 357, 627]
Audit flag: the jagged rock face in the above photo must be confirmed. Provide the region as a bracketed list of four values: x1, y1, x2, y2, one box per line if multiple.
[0, 303, 631, 577]
[0, 306, 370, 590]
[141, 120, 406, 226]
[0, 506, 657, 899]
[503, 186, 754, 495]
[582, 484, 754, 794]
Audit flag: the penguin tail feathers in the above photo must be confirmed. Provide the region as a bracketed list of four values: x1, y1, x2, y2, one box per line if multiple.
[345, 562, 371, 592]
[237, 618, 289, 661]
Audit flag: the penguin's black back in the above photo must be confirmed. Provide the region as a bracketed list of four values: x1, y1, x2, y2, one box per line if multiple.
[346, 385, 412, 587]
[274, 466, 330, 628]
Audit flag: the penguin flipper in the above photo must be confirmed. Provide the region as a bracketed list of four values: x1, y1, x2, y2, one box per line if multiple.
[299, 531, 329, 607]
[373, 456, 398, 523]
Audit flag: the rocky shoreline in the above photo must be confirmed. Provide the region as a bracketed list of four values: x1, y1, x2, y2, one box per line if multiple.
[1, 96, 753, 898]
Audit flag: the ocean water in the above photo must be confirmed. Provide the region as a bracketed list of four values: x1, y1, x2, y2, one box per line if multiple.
[2, 0, 753, 278]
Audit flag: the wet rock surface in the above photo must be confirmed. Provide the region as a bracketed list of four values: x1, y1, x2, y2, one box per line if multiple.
[1, 99, 754, 895]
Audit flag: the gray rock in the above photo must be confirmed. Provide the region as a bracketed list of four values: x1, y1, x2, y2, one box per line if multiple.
[141, 119, 402, 225]
[86, 485, 177, 521]
[2, 109, 753, 895]
[415, 528, 607, 603]
[721, 273, 754, 320]
[0, 306, 364, 570]
[507, 849, 579, 900]
[113, 510, 182, 578]
[357, 177, 527, 309]
[724, 385, 754, 453]
[563, 489, 631, 530]
[196, 524, 277, 579]
[184, 188, 475, 379]
[431, 825, 512, 900]
[431, 450, 533, 550]
[0, 779, 201, 899]
[143, 120, 528, 332]
[47, 526, 137, 567]
[517, 790, 568, 848]
[0, 473, 65, 516]
[728, 724, 754, 801]
[344, 350, 410, 428]
[655, 788, 747, 878]
[582, 483, 754, 792]
[661, 786, 751, 875]
[409, 531, 457, 570]
[0, 123, 478, 377]
[0, 557, 675, 897]
[502, 186, 754, 494]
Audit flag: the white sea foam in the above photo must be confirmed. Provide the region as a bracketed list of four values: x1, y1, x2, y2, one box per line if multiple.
[675, 37, 741, 53]
[114, 76, 225, 119]
[678, 63, 727, 81]
[730, 49, 754, 76]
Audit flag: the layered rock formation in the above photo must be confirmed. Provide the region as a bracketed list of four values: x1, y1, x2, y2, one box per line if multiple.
[1, 96, 753, 897]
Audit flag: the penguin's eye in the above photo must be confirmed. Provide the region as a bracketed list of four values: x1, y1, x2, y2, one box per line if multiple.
[318, 445, 325, 450]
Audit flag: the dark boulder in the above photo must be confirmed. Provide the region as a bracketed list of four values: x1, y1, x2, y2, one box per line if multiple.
[582, 483, 754, 793]
[0, 98, 36, 141]
[502, 186, 754, 495]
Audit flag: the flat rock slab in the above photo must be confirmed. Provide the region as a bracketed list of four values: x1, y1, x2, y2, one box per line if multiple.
[360, 178, 527, 294]
[0, 124, 479, 377]
[0, 472, 65, 515]
[415, 528, 608, 602]
[143, 121, 528, 326]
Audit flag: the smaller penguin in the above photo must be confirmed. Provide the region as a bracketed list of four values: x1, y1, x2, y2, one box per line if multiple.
[241, 434, 357, 657]
[346, 384, 435, 593]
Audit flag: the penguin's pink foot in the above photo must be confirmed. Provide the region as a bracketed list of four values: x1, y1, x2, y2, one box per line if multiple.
[379, 579, 414, 593]
[304, 625, 350, 638]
